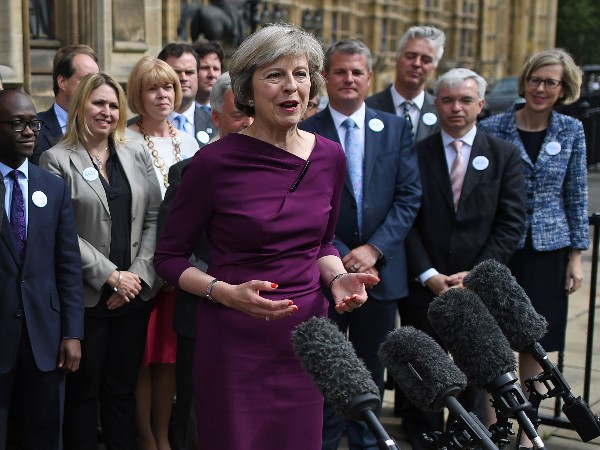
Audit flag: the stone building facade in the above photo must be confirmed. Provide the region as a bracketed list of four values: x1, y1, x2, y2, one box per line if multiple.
[0, 0, 557, 109]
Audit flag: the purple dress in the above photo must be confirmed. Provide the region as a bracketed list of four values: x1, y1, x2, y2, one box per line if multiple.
[154, 133, 346, 449]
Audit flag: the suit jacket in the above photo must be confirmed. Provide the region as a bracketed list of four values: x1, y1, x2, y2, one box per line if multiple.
[157, 158, 210, 338]
[0, 163, 84, 373]
[406, 129, 526, 303]
[366, 87, 440, 142]
[39, 140, 162, 307]
[300, 106, 421, 300]
[479, 107, 589, 251]
[31, 105, 63, 166]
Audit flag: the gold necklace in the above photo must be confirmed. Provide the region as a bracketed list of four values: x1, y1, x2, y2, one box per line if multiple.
[138, 119, 182, 188]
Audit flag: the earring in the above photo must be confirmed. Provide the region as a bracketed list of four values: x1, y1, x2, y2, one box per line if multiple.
[248, 99, 254, 107]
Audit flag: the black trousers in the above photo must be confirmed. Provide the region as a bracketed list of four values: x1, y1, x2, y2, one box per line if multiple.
[172, 333, 199, 450]
[0, 322, 65, 450]
[63, 308, 150, 450]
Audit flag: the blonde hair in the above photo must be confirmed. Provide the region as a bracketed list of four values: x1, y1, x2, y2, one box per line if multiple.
[518, 49, 582, 105]
[62, 72, 128, 148]
[127, 56, 182, 115]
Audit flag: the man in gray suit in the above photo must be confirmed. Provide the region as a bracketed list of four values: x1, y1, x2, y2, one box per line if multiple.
[366, 25, 445, 142]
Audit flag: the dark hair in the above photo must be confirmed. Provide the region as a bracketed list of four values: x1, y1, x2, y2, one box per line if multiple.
[52, 45, 99, 95]
[158, 43, 200, 69]
[192, 40, 225, 67]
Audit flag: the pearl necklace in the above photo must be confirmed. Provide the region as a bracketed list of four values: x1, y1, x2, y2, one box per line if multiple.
[138, 119, 182, 188]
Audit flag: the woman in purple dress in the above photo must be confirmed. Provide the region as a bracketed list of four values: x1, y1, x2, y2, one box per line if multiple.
[154, 24, 379, 449]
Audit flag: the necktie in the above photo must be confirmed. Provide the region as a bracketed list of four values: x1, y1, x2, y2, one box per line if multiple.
[342, 118, 363, 236]
[199, 104, 211, 113]
[9, 170, 26, 261]
[174, 114, 187, 132]
[450, 140, 465, 210]
[401, 100, 414, 134]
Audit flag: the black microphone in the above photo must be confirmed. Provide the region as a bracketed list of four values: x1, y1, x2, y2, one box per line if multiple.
[464, 259, 600, 442]
[428, 288, 547, 450]
[379, 327, 498, 450]
[292, 317, 400, 450]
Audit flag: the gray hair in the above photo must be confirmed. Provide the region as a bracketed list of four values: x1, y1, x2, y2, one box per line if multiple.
[397, 26, 446, 67]
[228, 24, 325, 117]
[434, 68, 487, 99]
[209, 72, 232, 113]
[324, 39, 372, 73]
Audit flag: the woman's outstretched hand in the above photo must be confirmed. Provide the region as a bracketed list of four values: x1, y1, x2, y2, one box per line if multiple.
[331, 272, 380, 314]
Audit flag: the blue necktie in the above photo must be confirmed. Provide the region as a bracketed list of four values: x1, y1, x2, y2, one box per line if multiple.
[174, 114, 187, 132]
[199, 104, 211, 113]
[342, 118, 363, 236]
[9, 170, 26, 262]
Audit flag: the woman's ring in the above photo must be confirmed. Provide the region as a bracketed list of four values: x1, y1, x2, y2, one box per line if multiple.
[352, 264, 359, 271]
[265, 315, 270, 321]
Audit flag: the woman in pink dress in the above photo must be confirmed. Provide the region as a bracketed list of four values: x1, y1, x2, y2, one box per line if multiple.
[154, 24, 378, 449]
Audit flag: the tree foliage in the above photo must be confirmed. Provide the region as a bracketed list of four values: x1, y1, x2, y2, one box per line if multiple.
[556, 0, 600, 65]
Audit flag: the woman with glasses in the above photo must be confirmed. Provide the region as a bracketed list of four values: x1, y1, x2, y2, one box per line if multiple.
[479, 49, 589, 444]
[39, 72, 162, 449]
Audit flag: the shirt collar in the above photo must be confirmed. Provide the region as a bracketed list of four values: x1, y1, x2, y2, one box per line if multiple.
[328, 103, 367, 130]
[53, 102, 69, 130]
[0, 159, 29, 179]
[390, 86, 425, 110]
[169, 102, 196, 124]
[441, 126, 477, 148]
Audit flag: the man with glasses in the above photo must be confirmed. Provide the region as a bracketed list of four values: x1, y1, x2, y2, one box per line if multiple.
[302, 94, 322, 120]
[0, 89, 84, 450]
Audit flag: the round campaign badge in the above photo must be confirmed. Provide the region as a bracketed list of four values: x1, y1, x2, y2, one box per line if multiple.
[472, 156, 489, 171]
[545, 141, 561, 156]
[368, 118, 384, 132]
[31, 190, 47, 208]
[196, 131, 210, 144]
[83, 167, 99, 181]
[422, 112, 437, 126]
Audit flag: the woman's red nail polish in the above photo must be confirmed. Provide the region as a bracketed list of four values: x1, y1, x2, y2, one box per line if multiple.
[271, 283, 278, 288]
[291, 305, 299, 311]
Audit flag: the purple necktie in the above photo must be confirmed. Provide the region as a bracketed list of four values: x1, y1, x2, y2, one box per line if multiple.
[9, 170, 26, 261]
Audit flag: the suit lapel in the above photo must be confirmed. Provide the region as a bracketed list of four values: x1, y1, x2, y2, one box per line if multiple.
[423, 135, 455, 210]
[69, 143, 110, 214]
[23, 164, 44, 267]
[363, 108, 381, 193]
[116, 143, 140, 222]
[459, 131, 488, 206]
[0, 209, 19, 265]
[533, 111, 562, 172]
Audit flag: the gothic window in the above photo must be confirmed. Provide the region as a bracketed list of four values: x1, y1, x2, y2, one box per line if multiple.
[29, 0, 54, 39]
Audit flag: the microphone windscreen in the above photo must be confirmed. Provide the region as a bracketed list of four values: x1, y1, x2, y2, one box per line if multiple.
[292, 317, 380, 417]
[464, 259, 548, 351]
[379, 326, 467, 412]
[427, 288, 516, 390]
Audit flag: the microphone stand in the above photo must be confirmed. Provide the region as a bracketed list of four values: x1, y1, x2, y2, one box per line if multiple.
[523, 342, 600, 442]
[487, 373, 546, 450]
[346, 393, 401, 450]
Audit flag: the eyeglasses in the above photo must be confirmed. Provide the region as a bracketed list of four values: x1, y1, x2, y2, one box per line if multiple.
[306, 101, 319, 110]
[526, 77, 562, 89]
[0, 119, 44, 132]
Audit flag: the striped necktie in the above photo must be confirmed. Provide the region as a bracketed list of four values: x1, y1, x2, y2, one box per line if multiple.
[401, 100, 414, 135]
[450, 140, 465, 210]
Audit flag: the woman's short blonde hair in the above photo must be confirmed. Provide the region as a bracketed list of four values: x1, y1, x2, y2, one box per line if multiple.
[62, 72, 128, 148]
[228, 24, 325, 117]
[127, 56, 182, 116]
[518, 48, 582, 105]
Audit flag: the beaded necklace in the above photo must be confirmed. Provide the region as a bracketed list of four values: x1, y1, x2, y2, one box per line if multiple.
[138, 119, 182, 188]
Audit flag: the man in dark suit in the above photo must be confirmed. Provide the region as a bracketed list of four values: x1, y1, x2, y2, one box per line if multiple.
[31, 45, 99, 165]
[366, 26, 445, 143]
[300, 39, 421, 450]
[191, 40, 224, 110]
[0, 90, 84, 450]
[158, 43, 216, 147]
[402, 68, 526, 447]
